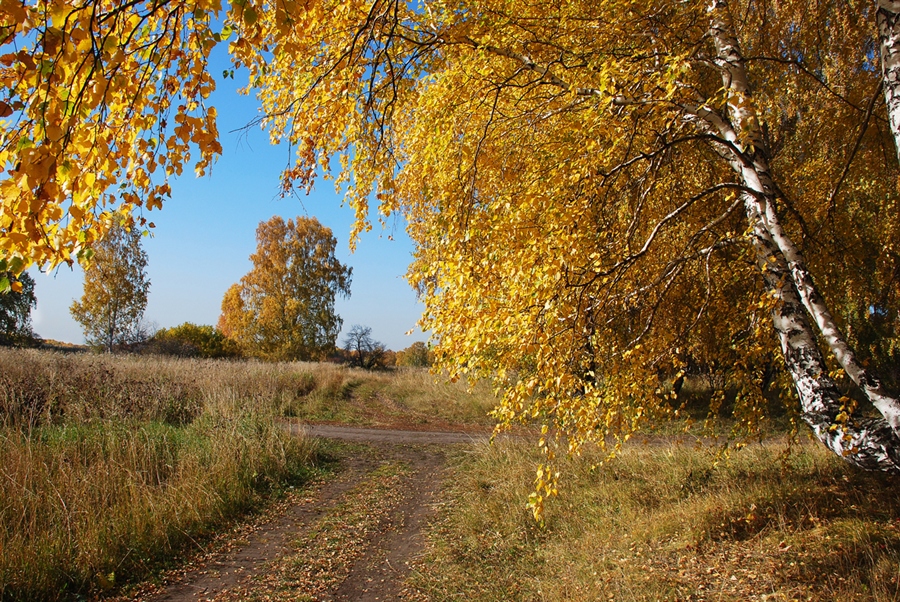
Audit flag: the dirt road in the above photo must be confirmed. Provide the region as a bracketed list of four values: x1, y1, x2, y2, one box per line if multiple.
[131, 425, 486, 602]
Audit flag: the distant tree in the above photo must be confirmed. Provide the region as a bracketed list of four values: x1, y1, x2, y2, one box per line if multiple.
[0, 272, 37, 345]
[219, 216, 352, 361]
[381, 349, 397, 368]
[151, 323, 238, 358]
[343, 325, 387, 369]
[70, 223, 150, 352]
[396, 341, 432, 368]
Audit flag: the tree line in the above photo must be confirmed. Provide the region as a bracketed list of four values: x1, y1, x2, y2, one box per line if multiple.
[9, 215, 430, 366]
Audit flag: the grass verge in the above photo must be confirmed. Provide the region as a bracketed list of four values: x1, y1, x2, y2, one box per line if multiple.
[0, 349, 324, 601]
[410, 438, 900, 601]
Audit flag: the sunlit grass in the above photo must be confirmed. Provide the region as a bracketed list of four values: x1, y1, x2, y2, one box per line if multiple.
[0, 349, 322, 601]
[0, 349, 497, 601]
[275, 364, 498, 429]
[412, 438, 900, 601]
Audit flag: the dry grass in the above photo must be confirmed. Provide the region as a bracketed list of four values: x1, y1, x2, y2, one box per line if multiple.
[411, 437, 900, 601]
[0, 349, 497, 601]
[0, 349, 324, 602]
[276, 364, 498, 429]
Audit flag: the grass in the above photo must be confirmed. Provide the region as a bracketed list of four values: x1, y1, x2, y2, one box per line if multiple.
[0, 349, 326, 601]
[273, 363, 498, 429]
[410, 438, 900, 601]
[0, 348, 494, 601]
[11, 348, 899, 600]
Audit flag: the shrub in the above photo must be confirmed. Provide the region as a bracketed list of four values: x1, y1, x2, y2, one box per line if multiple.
[396, 341, 432, 368]
[149, 323, 239, 358]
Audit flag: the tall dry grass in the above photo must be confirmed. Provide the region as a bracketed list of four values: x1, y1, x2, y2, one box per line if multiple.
[0, 349, 323, 601]
[412, 438, 900, 601]
[0, 350, 498, 601]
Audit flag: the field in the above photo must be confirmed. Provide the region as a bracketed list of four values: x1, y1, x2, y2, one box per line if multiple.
[411, 439, 900, 601]
[0, 348, 494, 601]
[3, 348, 900, 601]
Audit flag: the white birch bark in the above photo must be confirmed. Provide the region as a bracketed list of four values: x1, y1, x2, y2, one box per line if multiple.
[706, 0, 900, 471]
[878, 0, 900, 161]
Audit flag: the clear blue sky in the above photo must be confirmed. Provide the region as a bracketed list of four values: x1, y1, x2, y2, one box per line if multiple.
[27, 45, 426, 352]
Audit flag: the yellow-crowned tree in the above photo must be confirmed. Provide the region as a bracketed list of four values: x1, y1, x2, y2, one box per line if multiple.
[219, 216, 351, 361]
[70, 223, 150, 352]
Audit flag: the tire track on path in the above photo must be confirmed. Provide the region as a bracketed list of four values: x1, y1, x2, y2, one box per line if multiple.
[132, 425, 481, 602]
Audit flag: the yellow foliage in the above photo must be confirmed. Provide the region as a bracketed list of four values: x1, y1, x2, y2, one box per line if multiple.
[0, 0, 222, 269]
[226, 0, 900, 499]
[218, 216, 351, 361]
[3, 0, 900, 510]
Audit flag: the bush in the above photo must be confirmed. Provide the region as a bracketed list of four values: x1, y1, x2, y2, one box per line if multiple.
[396, 341, 432, 367]
[149, 323, 239, 359]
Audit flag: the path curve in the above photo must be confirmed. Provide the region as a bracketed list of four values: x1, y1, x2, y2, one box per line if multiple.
[291, 423, 491, 445]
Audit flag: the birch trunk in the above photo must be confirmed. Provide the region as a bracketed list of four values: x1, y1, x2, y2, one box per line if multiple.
[707, 0, 900, 472]
[878, 0, 900, 162]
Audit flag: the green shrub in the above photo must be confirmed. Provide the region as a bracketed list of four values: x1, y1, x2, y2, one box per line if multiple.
[150, 322, 239, 358]
[396, 341, 432, 367]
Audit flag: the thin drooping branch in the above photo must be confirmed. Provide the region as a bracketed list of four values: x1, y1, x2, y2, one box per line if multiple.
[826, 81, 882, 213]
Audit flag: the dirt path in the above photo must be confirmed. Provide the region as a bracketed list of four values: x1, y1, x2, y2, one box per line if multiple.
[295, 423, 490, 445]
[131, 425, 484, 602]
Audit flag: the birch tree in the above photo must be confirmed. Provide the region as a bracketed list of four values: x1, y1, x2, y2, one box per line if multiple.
[878, 0, 900, 157]
[228, 0, 900, 500]
[70, 223, 150, 351]
[4, 0, 900, 509]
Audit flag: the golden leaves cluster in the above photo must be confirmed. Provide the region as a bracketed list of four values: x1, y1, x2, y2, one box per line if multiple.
[0, 0, 223, 273]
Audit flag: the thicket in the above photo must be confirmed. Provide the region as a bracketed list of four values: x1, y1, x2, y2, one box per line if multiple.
[148, 322, 238, 359]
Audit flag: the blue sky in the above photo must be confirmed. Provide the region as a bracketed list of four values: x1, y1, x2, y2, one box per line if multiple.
[27, 44, 426, 352]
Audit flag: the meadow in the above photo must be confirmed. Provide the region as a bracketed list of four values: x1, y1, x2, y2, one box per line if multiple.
[411, 439, 900, 601]
[0, 348, 492, 601]
[4, 348, 900, 601]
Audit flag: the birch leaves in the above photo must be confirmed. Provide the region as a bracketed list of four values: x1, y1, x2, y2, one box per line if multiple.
[4, 0, 900, 507]
[0, 0, 223, 272]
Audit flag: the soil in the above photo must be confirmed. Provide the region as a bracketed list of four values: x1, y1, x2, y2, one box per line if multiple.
[127, 425, 491, 602]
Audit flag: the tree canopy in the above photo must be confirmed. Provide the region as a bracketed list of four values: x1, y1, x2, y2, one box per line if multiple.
[70, 222, 150, 351]
[218, 215, 351, 361]
[5, 0, 900, 516]
[343, 324, 386, 369]
[0, 0, 222, 270]
[396, 341, 432, 368]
